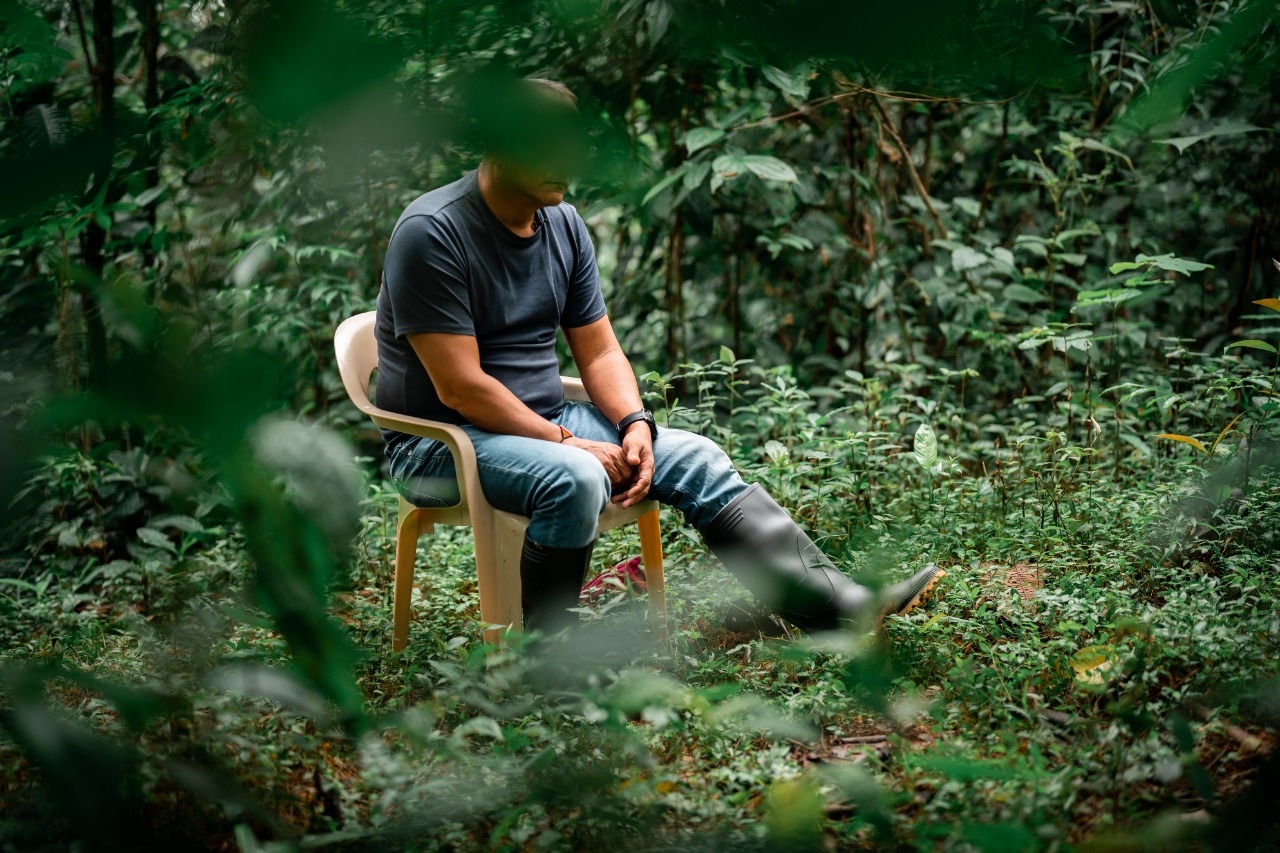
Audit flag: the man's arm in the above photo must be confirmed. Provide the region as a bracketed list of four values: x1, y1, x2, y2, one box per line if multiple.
[564, 316, 653, 507]
[408, 331, 635, 484]
[409, 332, 562, 440]
[563, 315, 643, 424]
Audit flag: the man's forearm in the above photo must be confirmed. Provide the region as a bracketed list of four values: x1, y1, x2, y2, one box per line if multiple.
[449, 374, 562, 441]
[579, 346, 643, 428]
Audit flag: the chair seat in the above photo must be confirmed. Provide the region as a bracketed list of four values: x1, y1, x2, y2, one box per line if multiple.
[400, 494, 660, 534]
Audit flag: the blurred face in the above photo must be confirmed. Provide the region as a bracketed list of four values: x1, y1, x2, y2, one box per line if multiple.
[485, 87, 585, 207]
[492, 156, 572, 208]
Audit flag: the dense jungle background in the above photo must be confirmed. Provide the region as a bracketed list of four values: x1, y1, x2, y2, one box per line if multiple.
[2, 0, 1280, 850]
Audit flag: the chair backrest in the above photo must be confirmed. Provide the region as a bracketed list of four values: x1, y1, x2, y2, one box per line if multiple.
[334, 311, 379, 412]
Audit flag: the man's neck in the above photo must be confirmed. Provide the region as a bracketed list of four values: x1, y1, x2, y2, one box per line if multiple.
[477, 160, 539, 238]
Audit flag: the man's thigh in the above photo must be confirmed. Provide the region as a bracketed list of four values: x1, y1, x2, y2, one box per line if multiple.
[387, 426, 606, 518]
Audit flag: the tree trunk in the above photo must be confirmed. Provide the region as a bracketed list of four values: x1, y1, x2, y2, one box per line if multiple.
[79, 0, 116, 390]
[141, 0, 160, 273]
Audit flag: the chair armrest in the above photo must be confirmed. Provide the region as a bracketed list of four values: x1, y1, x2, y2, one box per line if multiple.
[356, 401, 481, 509]
[561, 375, 590, 402]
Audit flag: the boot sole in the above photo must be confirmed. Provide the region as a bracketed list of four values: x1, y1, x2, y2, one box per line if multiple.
[884, 566, 946, 619]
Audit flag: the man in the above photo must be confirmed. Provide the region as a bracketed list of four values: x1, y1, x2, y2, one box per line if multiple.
[374, 78, 943, 635]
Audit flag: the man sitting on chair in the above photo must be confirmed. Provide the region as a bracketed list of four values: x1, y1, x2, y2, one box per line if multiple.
[374, 78, 944, 634]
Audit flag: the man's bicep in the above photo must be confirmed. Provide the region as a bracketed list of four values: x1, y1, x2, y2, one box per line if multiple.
[564, 315, 621, 366]
[385, 217, 474, 338]
[561, 211, 607, 328]
[407, 332, 486, 405]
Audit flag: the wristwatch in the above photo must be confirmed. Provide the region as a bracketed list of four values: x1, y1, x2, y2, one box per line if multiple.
[616, 409, 658, 441]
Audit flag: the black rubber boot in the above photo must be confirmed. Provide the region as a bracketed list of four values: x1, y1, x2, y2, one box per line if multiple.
[701, 484, 944, 632]
[519, 534, 595, 634]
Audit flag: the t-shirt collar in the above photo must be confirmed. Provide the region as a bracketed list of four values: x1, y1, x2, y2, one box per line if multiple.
[468, 169, 543, 248]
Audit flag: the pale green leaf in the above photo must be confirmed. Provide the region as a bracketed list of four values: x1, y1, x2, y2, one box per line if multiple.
[913, 423, 938, 471]
[1155, 121, 1263, 154]
[951, 246, 986, 273]
[136, 527, 176, 552]
[1225, 339, 1277, 354]
[741, 155, 797, 182]
[641, 164, 690, 206]
[683, 127, 725, 155]
[760, 63, 810, 99]
[1137, 253, 1212, 274]
[1004, 283, 1047, 304]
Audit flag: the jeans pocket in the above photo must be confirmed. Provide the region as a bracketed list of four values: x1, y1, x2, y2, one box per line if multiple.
[387, 440, 462, 508]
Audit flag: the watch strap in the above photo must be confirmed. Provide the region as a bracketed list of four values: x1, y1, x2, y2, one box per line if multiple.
[616, 409, 657, 441]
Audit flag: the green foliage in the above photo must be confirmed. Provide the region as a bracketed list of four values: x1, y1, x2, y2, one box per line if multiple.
[3, 0, 1280, 849]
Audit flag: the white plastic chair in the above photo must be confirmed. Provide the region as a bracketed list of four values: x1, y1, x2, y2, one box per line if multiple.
[334, 311, 666, 650]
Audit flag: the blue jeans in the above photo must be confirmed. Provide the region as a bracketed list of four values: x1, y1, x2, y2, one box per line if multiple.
[385, 401, 748, 548]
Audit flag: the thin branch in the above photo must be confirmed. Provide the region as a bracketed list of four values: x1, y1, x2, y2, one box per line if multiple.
[871, 95, 948, 241]
[69, 0, 95, 74]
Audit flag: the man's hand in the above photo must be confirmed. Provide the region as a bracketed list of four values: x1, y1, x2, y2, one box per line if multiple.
[613, 425, 654, 507]
[564, 437, 633, 486]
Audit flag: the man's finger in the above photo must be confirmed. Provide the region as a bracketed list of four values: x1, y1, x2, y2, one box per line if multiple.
[620, 478, 651, 507]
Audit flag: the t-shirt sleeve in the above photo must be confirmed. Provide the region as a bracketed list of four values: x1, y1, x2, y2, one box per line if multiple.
[560, 209, 608, 329]
[383, 214, 475, 338]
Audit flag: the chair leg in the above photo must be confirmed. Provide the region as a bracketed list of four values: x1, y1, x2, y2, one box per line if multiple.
[477, 511, 527, 646]
[638, 507, 667, 643]
[392, 500, 422, 653]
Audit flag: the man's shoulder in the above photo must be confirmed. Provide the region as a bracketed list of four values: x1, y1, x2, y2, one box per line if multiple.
[391, 172, 478, 239]
[542, 200, 586, 230]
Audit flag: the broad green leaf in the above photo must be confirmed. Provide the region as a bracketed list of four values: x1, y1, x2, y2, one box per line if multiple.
[711, 153, 748, 193]
[1003, 283, 1046, 304]
[760, 64, 810, 99]
[683, 126, 725, 155]
[1109, 253, 1211, 275]
[913, 423, 938, 471]
[136, 527, 176, 552]
[1225, 339, 1277, 354]
[741, 154, 797, 182]
[1139, 253, 1212, 274]
[1156, 433, 1207, 454]
[1108, 260, 1144, 274]
[951, 245, 986, 273]
[682, 159, 712, 191]
[641, 164, 690, 206]
[1076, 288, 1140, 307]
[455, 716, 504, 741]
[719, 345, 735, 364]
[149, 514, 204, 533]
[1155, 121, 1263, 154]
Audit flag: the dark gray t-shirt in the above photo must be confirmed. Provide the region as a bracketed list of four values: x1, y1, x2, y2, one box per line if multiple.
[374, 170, 608, 450]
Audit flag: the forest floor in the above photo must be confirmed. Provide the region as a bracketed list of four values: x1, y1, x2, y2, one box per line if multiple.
[2, 454, 1279, 851]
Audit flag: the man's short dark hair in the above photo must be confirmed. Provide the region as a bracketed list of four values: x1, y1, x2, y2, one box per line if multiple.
[478, 77, 582, 162]
[525, 77, 577, 104]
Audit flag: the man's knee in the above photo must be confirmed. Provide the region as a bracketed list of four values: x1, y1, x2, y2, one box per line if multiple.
[543, 454, 611, 515]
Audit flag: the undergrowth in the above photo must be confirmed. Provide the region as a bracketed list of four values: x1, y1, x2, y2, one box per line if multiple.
[2, 355, 1278, 852]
